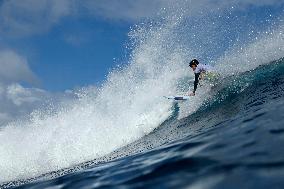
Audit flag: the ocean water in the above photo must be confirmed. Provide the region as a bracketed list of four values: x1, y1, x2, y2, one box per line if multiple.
[3, 59, 283, 189]
[1, 3, 284, 189]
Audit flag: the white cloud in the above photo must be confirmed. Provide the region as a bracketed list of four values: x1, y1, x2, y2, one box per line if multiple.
[0, 50, 37, 84]
[6, 83, 46, 106]
[0, 82, 75, 126]
[0, 49, 62, 126]
[0, 47, 46, 124]
[80, 0, 170, 21]
[0, 83, 45, 125]
[80, 0, 284, 21]
[0, 0, 283, 36]
[0, 0, 72, 36]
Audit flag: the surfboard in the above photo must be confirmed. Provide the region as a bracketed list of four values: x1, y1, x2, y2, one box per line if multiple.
[163, 95, 190, 101]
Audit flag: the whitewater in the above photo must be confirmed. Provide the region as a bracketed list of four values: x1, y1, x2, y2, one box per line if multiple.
[0, 2, 284, 188]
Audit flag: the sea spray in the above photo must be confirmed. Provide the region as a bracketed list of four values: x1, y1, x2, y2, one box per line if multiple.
[0, 12, 190, 183]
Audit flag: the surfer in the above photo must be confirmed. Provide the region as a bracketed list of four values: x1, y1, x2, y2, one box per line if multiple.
[188, 59, 216, 96]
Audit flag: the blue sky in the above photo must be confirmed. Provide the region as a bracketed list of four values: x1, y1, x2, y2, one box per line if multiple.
[0, 0, 283, 91]
[28, 18, 131, 91]
[1, 11, 132, 91]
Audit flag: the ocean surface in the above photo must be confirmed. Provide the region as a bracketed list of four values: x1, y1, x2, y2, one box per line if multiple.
[1, 59, 283, 189]
[0, 3, 284, 189]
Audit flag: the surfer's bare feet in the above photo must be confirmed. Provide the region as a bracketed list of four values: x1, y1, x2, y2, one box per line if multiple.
[189, 92, 195, 96]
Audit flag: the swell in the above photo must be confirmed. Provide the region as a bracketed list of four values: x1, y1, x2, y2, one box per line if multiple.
[4, 58, 282, 188]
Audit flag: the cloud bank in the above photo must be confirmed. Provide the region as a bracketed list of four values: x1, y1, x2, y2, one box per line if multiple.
[0, 50, 37, 83]
[0, 0, 283, 36]
[0, 49, 74, 126]
[0, 83, 50, 125]
[0, 49, 46, 125]
[0, 0, 71, 36]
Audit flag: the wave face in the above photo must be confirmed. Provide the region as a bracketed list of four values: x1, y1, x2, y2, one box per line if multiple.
[0, 2, 284, 187]
[4, 56, 284, 189]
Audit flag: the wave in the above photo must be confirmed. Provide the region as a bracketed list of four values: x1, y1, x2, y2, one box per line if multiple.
[16, 58, 283, 189]
[101, 58, 284, 163]
[0, 4, 284, 186]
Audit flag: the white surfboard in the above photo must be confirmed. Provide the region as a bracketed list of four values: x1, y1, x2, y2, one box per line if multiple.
[163, 95, 190, 101]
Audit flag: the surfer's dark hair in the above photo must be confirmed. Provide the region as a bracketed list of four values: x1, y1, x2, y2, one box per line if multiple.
[189, 59, 199, 67]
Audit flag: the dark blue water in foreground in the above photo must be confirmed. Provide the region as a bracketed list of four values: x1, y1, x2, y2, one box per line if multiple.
[3, 59, 284, 189]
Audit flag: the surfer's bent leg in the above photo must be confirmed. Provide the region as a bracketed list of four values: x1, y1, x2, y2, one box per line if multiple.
[193, 73, 200, 93]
